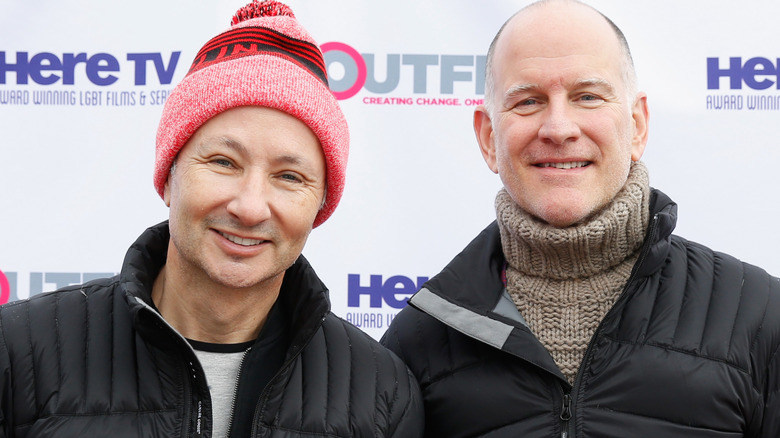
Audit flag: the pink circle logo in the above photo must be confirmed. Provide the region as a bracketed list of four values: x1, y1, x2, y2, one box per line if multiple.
[0, 270, 10, 305]
[321, 42, 367, 100]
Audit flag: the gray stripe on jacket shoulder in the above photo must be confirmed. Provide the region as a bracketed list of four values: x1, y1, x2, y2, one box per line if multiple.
[410, 288, 514, 349]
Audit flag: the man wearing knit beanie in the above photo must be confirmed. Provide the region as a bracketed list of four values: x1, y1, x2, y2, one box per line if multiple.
[0, 2, 423, 437]
[382, 1, 780, 437]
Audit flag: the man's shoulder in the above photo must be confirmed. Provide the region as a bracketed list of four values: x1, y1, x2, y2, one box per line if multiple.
[669, 234, 779, 284]
[276, 312, 423, 436]
[380, 303, 455, 363]
[660, 234, 780, 372]
[666, 234, 780, 336]
[315, 312, 422, 398]
[385, 303, 445, 337]
[0, 276, 122, 333]
[322, 311, 427, 372]
[322, 311, 407, 357]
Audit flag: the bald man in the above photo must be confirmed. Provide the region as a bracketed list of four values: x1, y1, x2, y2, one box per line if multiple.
[381, 1, 780, 436]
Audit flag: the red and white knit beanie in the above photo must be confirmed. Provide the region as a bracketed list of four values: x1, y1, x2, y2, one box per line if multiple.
[154, 0, 348, 227]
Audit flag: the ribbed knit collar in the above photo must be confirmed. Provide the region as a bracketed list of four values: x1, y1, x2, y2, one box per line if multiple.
[496, 162, 651, 281]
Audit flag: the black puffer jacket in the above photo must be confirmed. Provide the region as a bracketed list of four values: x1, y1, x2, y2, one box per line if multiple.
[382, 189, 780, 437]
[0, 222, 423, 437]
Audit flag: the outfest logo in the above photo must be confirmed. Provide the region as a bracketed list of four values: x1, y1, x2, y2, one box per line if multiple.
[321, 42, 486, 106]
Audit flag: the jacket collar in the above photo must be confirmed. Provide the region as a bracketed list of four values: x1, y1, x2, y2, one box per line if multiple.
[121, 221, 169, 309]
[118, 221, 331, 349]
[633, 188, 677, 278]
[409, 188, 678, 379]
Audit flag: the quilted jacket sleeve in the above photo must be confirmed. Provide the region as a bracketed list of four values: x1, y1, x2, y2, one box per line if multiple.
[0, 309, 12, 438]
[386, 365, 424, 438]
[755, 270, 780, 438]
[759, 342, 780, 437]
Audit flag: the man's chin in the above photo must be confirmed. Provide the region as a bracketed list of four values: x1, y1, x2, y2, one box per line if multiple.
[206, 265, 285, 291]
[530, 203, 600, 229]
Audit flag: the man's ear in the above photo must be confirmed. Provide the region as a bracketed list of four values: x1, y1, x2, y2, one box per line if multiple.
[630, 92, 649, 161]
[474, 106, 499, 173]
[163, 169, 173, 208]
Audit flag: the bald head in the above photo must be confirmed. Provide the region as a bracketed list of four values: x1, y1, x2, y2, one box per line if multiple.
[483, 0, 637, 114]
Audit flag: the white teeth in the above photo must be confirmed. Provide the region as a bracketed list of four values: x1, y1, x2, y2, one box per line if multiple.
[219, 231, 263, 246]
[539, 161, 589, 169]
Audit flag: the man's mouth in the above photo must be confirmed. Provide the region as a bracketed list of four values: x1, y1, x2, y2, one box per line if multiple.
[536, 161, 590, 169]
[218, 231, 265, 246]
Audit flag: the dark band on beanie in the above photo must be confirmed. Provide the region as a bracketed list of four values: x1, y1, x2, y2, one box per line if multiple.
[188, 27, 328, 85]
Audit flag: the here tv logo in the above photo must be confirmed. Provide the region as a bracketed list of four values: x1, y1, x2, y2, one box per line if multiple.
[347, 274, 428, 309]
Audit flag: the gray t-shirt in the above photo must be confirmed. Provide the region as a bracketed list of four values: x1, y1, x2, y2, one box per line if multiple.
[191, 341, 253, 438]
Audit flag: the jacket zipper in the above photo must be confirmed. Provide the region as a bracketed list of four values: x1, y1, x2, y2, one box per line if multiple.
[174, 342, 206, 438]
[573, 213, 660, 373]
[560, 392, 572, 438]
[225, 347, 251, 438]
[136, 300, 207, 438]
[556, 214, 661, 438]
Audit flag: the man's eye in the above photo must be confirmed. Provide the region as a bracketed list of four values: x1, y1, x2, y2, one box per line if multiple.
[214, 158, 232, 167]
[280, 173, 301, 183]
[579, 94, 603, 103]
[511, 98, 541, 114]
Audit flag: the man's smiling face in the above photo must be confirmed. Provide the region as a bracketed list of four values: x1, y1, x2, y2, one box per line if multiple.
[475, 1, 648, 227]
[164, 106, 326, 291]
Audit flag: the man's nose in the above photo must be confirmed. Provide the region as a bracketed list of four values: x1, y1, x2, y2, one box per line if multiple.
[225, 173, 273, 226]
[537, 99, 581, 145]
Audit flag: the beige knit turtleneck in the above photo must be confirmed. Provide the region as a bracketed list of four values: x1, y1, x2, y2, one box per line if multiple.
[496, 162, 650, 384]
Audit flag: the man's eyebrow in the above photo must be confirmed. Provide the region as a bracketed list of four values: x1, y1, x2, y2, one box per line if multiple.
[196, 136, 249, 156]
[574, 77, 617, 93]
[504, 83, 539, 99]
[272, 155, 305, 166]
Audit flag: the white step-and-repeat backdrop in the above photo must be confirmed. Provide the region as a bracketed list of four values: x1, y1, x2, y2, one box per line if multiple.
[2, 1, 779, 339]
